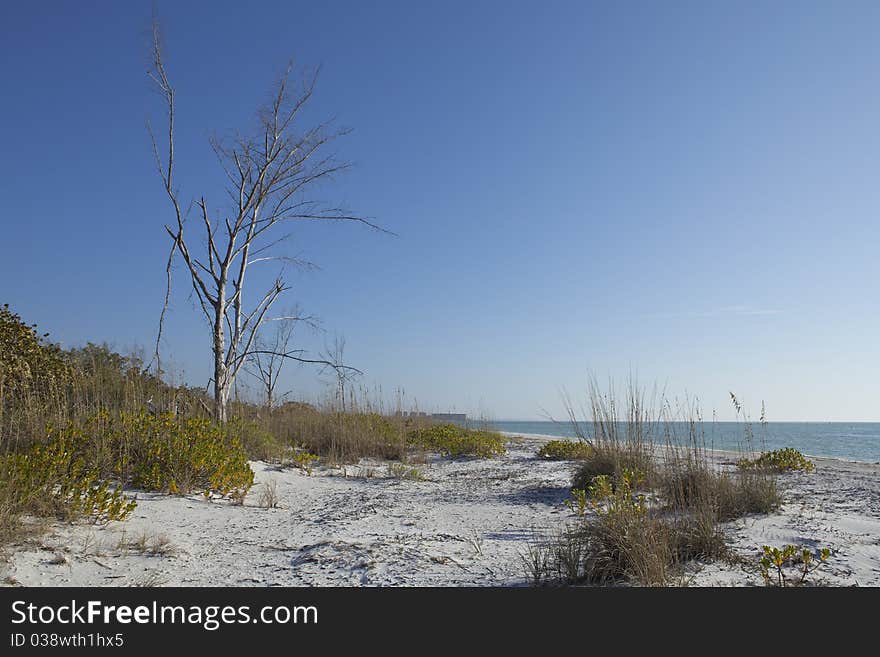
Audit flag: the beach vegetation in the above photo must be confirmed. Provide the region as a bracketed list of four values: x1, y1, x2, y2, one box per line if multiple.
[266, 408, 408, 463]
[126, 530, 176, 556]
[738, 448, 815, 473]
[289, 447, 320, 475]
[258, 478, 280, 509]
[528, 469, 673, 586]
[526, 378, 786, 586]
[407, 424, 506, 458]
[566, 487, 588, 516]
[660, 453, 780, 521]
[0, 437, 136, 526]
[759, 544, 831, 586]
[567, 378, 656, 490]
[537, 440, 593, 460]
[386, 463, 425, 480]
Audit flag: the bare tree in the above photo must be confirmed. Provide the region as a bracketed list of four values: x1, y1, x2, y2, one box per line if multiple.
[147, 20, 384, 421]
[320, 335, 361, 412]
[245, 309, 318, 409]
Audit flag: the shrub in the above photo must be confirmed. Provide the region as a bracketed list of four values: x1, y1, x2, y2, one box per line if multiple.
[121, 413, 253, 498]
[0, 303, 70, 402]
[537, 440, 593, 460]
[566, 488, 588, 517]
[229, 418, 286, 462]
[45, 411, 254, 499]
[759, 544, 830, 586]
[407, 424, 506, 458]
[738, 448, 815, 473]
[0, 304, 72, 452]
[0, 432, 136, 528]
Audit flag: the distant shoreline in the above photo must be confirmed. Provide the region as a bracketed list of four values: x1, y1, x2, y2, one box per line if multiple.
[499, 430, 880, 466]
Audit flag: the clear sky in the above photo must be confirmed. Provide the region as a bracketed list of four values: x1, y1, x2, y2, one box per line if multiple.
[1, 1, 878, 421]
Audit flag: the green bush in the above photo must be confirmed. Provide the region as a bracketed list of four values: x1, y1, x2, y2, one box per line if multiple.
[49, 411, 254, 499]
[122, 413, 254, 498]
[1, 409, 255, 546]
[0, 432, 136, 526]
[407, 424, 506, 458]
[537, 440, 593, 460]
[738, 448, 815, 473]
[0, 303, 70, 400]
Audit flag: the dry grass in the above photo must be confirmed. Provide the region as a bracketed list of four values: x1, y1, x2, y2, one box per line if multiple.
[240, 403, 412, 464]
[258, 478, 280, 509]
[527, 378, 779, 586]
[567, 378, 657, 490]
[661, 449, 780, 522]
[126, 530, 175, 557]
[386, 462, 425, 481]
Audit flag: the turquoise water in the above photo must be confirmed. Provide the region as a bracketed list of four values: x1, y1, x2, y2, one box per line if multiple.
[487, 421, 880, 463]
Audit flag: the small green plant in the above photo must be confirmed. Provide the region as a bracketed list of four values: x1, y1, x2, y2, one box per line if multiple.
[759, 545, 830, 586]
[537, 440, 593, 460]
[738, 448, 815, 473]
[566, 488, 588, 516]
[407, 424, 506, 458]
[387, 463, 425, 480]
[290, 447, 319, 475]
[588, 469, 648, 515]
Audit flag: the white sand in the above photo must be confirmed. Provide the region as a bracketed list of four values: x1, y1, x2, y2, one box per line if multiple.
[2, 433, 878, 586]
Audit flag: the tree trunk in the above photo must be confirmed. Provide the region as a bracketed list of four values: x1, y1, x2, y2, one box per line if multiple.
[213, 303, 228, 423]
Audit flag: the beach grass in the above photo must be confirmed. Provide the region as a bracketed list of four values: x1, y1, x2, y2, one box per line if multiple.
[526, 377, 784, 586]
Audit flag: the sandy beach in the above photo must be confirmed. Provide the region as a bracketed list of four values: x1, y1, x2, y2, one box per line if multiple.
[2, 433, 878, 587]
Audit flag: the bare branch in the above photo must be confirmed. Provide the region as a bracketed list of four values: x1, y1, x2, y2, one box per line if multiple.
[147, 17, 385, 421]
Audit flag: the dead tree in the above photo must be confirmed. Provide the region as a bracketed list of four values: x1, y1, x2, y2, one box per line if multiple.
[147, 21, 382, 422]
[320, 335, 361, 412]
[244, 309, 318, 409]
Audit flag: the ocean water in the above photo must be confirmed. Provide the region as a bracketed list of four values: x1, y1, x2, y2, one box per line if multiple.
[487, 421, 880, 463]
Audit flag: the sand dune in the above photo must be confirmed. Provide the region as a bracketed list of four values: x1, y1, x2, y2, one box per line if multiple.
[2, 434, 878, 587]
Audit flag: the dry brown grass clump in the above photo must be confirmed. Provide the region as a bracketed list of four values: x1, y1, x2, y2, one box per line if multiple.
[527, 470, 713, 586]
[660, 451, 780, 522]
[526, 379, 780, 587]
[567, 378, 658, 490]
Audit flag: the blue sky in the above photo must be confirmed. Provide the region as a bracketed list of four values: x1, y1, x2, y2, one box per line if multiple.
[1, 1, 878, 421]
